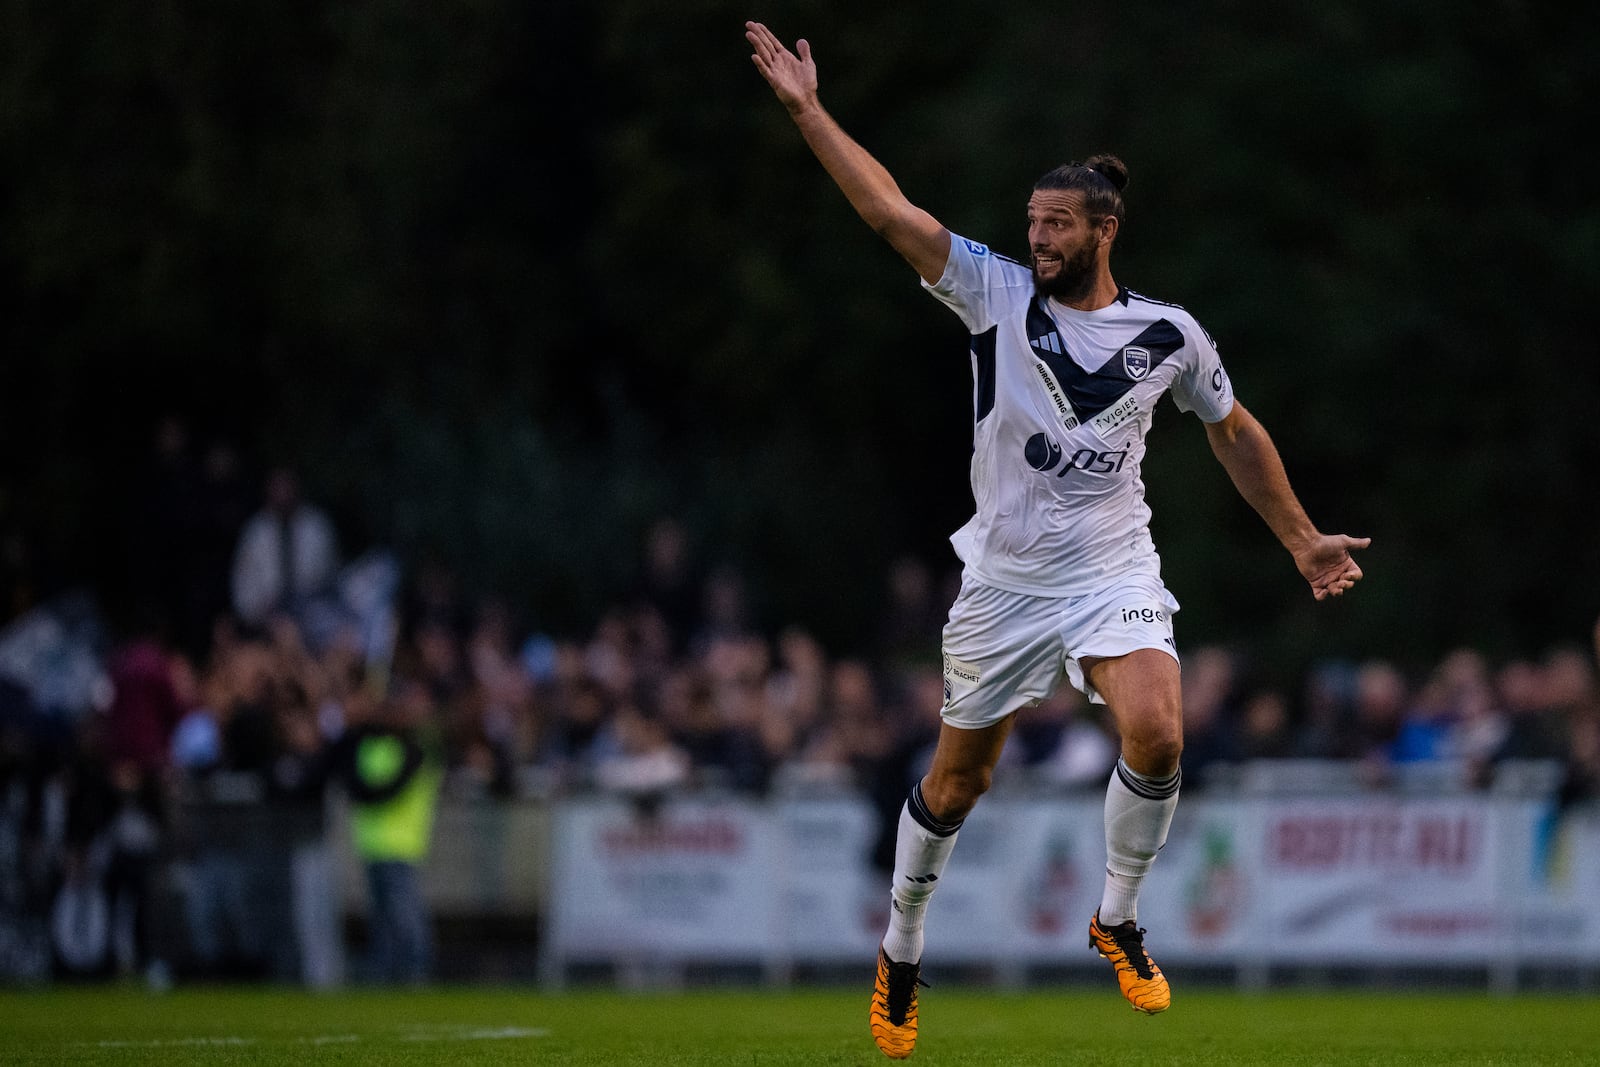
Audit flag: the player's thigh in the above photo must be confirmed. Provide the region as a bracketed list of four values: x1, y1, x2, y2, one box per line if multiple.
[1084, 648, 1183, 774]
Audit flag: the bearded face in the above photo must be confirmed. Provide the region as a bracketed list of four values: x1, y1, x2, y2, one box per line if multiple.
[1031, 228, 1102, 304]
[1027, 188, 1110, 306]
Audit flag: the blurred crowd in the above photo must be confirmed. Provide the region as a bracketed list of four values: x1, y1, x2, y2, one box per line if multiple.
[3, 418, 1600, 986]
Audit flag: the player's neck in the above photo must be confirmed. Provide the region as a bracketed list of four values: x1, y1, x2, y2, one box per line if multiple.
[1051, 271, 1119, 313]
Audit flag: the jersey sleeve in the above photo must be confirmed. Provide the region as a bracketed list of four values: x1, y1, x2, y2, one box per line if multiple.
[921, 234, 1034, 334]
[1168, 316, 1235, 423]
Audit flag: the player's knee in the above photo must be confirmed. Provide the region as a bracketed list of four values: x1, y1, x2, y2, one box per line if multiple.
[922, 766, 991, 822]
[1123, 724, 1183, 778]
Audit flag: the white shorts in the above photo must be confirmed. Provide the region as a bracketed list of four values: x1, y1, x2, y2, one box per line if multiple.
[939, 570, 1181, 730]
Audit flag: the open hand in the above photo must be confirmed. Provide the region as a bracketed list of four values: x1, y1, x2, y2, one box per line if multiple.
[1295, 534, 1372, 600]
[745, 21, 818, 114]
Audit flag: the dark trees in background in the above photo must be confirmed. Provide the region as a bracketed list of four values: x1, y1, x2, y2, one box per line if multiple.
[2, 0, 1595, 670]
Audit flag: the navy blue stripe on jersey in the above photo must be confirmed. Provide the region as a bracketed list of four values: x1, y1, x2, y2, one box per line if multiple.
[971, 326, 997, 424]
[1126, 289, 1209, 348]
[1025, 298, 1183, 421]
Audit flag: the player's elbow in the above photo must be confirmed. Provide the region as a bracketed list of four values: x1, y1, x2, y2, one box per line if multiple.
[864, 204, 910, 240]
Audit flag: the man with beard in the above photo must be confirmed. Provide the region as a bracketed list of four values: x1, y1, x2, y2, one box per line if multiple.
[745, 22, 1370, 1059]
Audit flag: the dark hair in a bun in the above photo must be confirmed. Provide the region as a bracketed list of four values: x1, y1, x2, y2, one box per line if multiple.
[1033, 153, 1128, 226]
[1082, 154, 1128, 193]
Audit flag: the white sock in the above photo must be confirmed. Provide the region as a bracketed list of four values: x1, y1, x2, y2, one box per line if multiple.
[1099, 757, 1180, 927]
[881, 781, 962, 964]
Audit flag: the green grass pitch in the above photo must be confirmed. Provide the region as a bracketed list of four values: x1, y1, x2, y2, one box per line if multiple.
[1, 985, 1597, 1064]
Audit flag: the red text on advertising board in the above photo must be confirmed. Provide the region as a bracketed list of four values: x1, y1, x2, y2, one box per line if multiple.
[1267, 813, 1479, 872]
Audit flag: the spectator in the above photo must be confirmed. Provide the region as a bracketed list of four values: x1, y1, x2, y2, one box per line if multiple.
[631, 518, 702, 652]
[329, 680, 443, 986]
[692, 564, 756, 653]
[765, 626, 829, 751]
[1178, 646, 1242, 787]
[659, 654, 764, 793]
[1541, 644, 1597, 720]
[1037, 689, 1118, 789]
[1235, 689, 1295, 761]
[448, 598, 533, 795]
[267, 687, 341, 989]
[1555, 711, 1600, 812]
[826, 659, 894, 771]
[866, 666, 947, 873]
[230, 467, 340, 634]
[168, 652, 260, 980]
[1292, 659, 1360, 759]
[103, 617, 184, 777]
[1354, 661, 1410, 754]
[1494, 655, 1568, 762]
[873, 556, 945, 671]
[1349, 660, 1411, 784]
[544, 675, 614, 789]
[594, 704, 691, 797]
[54, 714, 165, 981]
[1412, 649, 1507, 784]
[584, 610, 638, 700]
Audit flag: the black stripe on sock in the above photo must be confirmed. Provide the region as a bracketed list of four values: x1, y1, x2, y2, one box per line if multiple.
[908, 781, 963, 837]
[1115, 759, 1181, 800]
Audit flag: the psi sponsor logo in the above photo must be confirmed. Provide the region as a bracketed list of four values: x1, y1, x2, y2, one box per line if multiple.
[1025, 434, 1130, 478]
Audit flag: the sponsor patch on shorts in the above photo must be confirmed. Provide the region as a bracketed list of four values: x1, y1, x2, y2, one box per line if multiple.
[942, 651, 982, 703]
[1116, 602, 1171, 627]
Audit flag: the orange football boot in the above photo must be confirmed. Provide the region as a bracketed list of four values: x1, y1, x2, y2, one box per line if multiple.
[870, 947, 927, 1058]
[1089, 912, 1171, 1014]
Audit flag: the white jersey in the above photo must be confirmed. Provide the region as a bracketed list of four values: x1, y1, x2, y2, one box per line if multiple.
[924, 234, 1236, 598]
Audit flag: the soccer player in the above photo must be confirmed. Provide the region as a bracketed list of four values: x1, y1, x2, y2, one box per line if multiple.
[745, 22, 1370, 1059]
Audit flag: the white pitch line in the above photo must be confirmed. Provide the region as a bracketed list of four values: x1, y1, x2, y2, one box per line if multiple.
[95, 1037, 254, 1048]
[400, 1026, 551, 1041]
[88, 1026, 549, 1049]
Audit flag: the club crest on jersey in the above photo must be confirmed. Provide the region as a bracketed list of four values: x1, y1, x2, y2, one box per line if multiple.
[1122, 345, 1151, 380]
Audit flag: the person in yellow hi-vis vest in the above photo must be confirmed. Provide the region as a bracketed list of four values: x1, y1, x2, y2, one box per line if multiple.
[331, 680, 443, 985]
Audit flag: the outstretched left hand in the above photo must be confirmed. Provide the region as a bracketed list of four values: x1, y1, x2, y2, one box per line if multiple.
[1294, 534, 1371, 600]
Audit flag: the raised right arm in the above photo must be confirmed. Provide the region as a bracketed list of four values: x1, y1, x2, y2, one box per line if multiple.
[746, 22, 951, 285]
